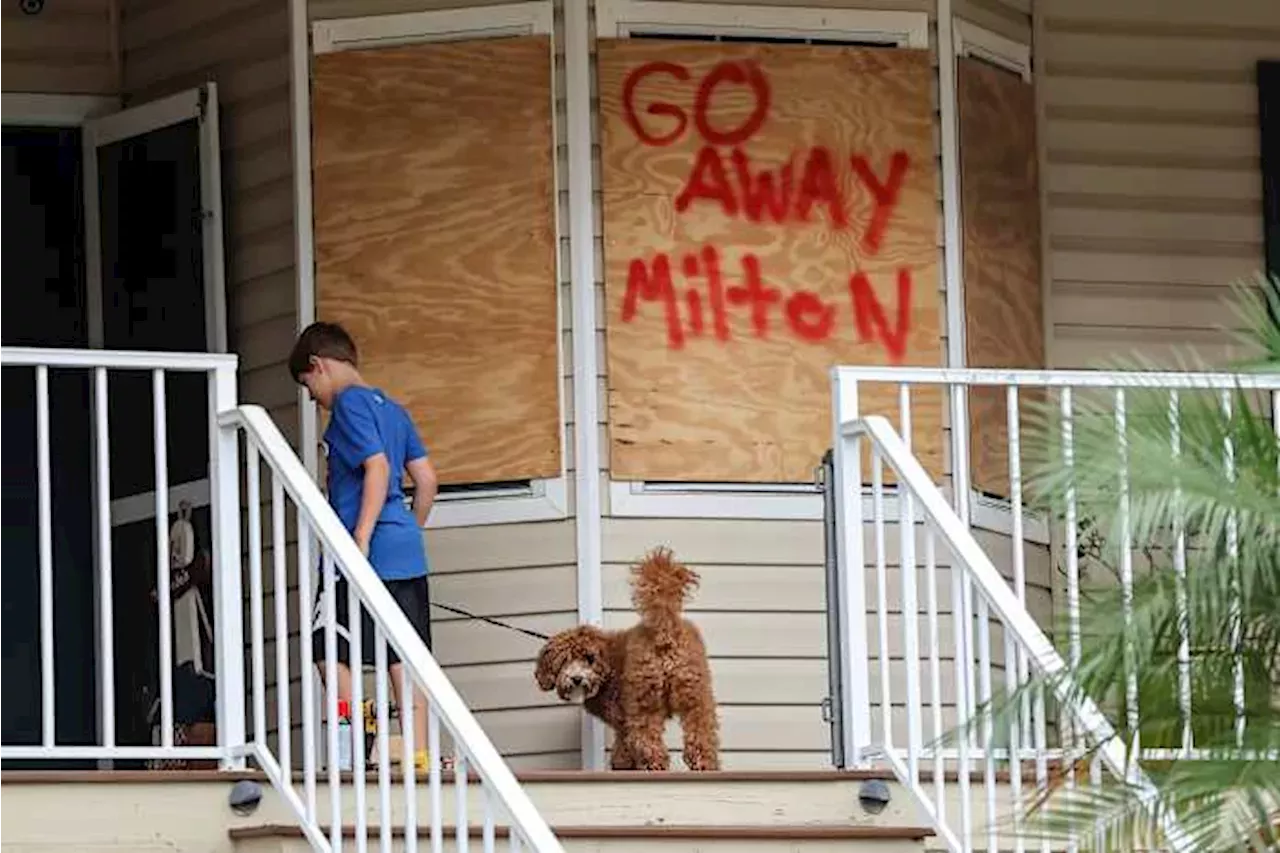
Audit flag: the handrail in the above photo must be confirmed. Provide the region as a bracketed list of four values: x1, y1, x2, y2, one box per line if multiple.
[222, 404, 566, 853]
[841, 415, 1194, 853]
[834, 364, 1280, 390]
[2, 345, 239, 372]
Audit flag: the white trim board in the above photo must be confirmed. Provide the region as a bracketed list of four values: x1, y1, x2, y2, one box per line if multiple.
[1, 94, 120, 126]
[608, 480, 1050, 545]
[595, 0, 929, 47]
[953, 19, 1031, 81]
[312, 2, 552, 52]
[305, 1, 570, 530]
[111, 479, 211, 528]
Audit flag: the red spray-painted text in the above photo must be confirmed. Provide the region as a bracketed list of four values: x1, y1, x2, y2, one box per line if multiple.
[617, 59, 920, 362]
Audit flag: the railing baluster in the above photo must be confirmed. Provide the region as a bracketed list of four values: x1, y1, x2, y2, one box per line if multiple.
[483, 784, 497, 853]
[94, 366, 116, 750]
[350, 587, 368, 852]
[1060, 386, 1080, 844]
[428, 702, 442, 853]
[405, 666, 421, 853]
[1169, 392, 1192, 757]
[950, 534, 973, 847]
[1221, 390, 1245, 746]
[457, 753, 471, 853]
[153, 370, 174, 749]
[324, 550, 342, 852]
[247, 444, 267, 746]
[1004, 386, 1027, 853]
[1033, 679, 1049, 853]
[923, 525, 945, 824]
[1004, 625, 1023, 853]
[270, 478, 291, 781]
[977, 600, 996, 853]
[872, 454, 892, 749]
[1116, 389, 1139, 755]
[297, 521, 318, 821]
[898, 385, 922, 784]
[375, 630, 393, 853]
[35, 366, 56, 748]
[1006, 386, 1031, 748]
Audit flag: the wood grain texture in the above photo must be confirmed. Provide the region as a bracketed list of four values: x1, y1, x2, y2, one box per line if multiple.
[312, 37, 561, 485]
[599, 40, 944, 484]
[958, 57, 1045, 498]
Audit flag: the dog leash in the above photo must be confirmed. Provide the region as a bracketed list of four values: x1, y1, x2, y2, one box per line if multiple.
[431, 602, 550, 641]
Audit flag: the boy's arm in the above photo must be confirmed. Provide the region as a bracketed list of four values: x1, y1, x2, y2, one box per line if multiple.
[406, 456, 438, 527]
[330, 393, 390, 557]
[354, 453, 391, 555]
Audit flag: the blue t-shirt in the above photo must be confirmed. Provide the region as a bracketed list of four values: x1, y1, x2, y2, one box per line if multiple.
[323, 386, 428, 580]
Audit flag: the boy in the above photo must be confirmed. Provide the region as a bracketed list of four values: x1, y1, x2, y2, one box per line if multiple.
[289, 321, 439, 774]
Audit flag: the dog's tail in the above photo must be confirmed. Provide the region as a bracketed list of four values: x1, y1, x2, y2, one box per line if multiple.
[631, 547, 699, 641]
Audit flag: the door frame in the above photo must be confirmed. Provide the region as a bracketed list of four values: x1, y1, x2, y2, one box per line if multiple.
[82, 84, 228, 354]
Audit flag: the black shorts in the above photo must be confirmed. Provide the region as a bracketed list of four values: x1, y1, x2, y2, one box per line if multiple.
[311, 574, 432, 668]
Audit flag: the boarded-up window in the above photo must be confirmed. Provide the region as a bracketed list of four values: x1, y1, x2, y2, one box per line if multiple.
[598, 40, 944, 484]
[958, 57, 1045, 499]
[312, 37, 560, 486]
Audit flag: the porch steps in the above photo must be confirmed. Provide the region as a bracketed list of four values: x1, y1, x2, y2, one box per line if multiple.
[230, 822, 931, 852]
[0, 769, 933, 852]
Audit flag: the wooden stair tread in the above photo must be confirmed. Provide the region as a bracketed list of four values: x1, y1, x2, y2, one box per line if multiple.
[0, 768, 897, 785]
[229, 823, 934, 841]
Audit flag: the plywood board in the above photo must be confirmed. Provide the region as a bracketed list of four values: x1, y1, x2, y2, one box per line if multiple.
[312, 37, 560, 485]
[958, 57, 1045, 498]
[598, 40, 944, 484]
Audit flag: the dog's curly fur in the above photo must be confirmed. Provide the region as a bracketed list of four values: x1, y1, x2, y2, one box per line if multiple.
[534, 548, 720, 771]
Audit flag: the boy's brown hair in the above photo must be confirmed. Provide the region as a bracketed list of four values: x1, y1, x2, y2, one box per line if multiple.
[289, 321, 359, 382]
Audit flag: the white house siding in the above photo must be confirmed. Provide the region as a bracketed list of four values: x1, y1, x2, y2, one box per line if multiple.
[1038, 0, 1278, 369]
[2, 0, 118, 95]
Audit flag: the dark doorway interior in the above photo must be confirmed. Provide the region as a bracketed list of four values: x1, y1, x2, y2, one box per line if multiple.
[96, 118, 211, 756]
[1, 126, 98, 769]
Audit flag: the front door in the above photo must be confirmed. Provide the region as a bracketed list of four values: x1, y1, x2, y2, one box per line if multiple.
[83, 85, 227, 758]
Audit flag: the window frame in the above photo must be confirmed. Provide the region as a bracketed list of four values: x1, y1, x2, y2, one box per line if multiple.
[593, 1, 1046, 544]
[595, 0, 931, 521]
[305, 1, 569, 529]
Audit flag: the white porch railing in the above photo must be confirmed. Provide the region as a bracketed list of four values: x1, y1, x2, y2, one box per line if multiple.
[830, 366, 1280, 853]
[0, 347, 565, 853]
[0, 346, 246, 765]
[228, 404, 564, 853]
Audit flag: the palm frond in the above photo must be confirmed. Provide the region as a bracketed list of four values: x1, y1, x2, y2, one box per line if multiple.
[942, 274, 1280, 851]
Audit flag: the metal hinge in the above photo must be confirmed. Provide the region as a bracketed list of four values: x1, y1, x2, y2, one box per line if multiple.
[197, 86, 210, 123]
[820, 696, 833, 723]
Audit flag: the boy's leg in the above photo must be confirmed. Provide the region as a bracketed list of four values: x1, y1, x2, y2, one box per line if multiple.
[385, 576, 436, 770]
[388, 661, 431, 765]
[311, 575, 355, 707]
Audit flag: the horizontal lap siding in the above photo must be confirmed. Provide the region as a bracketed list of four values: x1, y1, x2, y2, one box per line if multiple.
[301, 0, 582, 769]
[1039, 0, 1277, 368]
[2, 0, 117, 94]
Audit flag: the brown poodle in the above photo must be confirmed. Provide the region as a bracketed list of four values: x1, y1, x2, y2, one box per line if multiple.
[534, 548, 720, 771]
